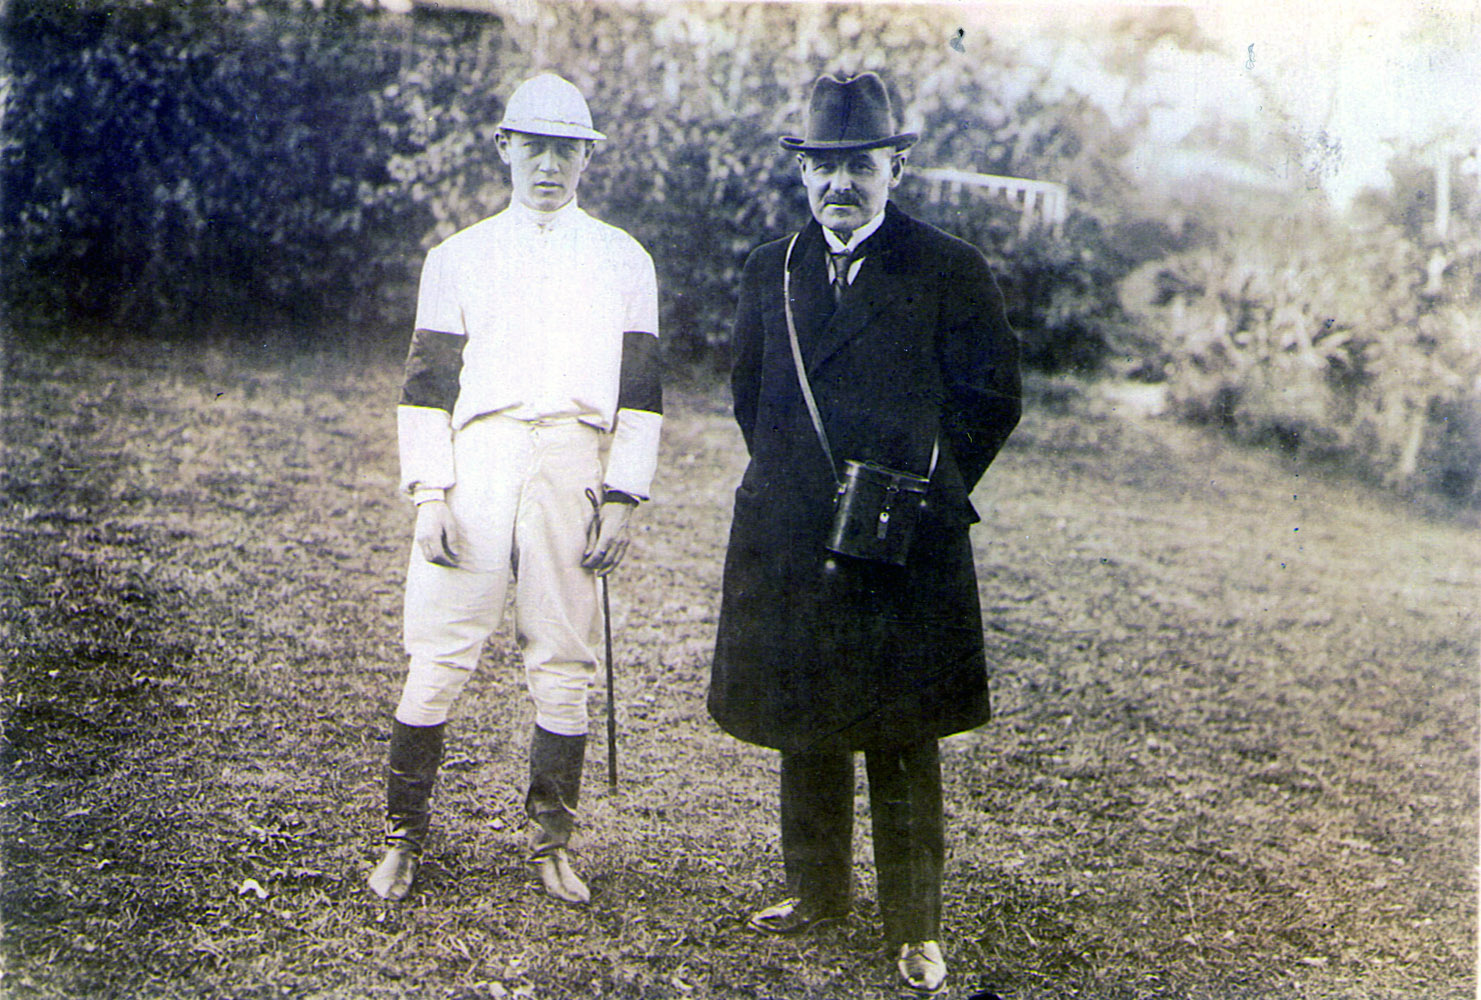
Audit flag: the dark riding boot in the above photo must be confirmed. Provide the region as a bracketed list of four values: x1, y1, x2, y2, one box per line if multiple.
[368, 720, 444, 901]
[526, 725, 589, 904]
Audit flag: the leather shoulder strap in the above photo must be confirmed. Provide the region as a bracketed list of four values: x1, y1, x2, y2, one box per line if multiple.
[783, 233, 838, 482]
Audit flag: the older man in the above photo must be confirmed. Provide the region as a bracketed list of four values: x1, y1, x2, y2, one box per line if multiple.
[709, 72, 1021, 993]
[369, 73, 662, 906]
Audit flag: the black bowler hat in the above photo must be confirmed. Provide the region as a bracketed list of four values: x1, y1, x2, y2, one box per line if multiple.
[780, 73, 920, 152]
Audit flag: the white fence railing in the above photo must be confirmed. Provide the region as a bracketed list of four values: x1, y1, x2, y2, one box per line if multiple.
[913, 167, 1068, 239]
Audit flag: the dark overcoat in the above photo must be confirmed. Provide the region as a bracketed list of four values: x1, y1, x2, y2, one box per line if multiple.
[708, 202, 1022, 753]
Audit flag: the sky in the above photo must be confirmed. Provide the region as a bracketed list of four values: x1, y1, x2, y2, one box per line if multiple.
[1198, 0, 1481, 206]
[967, 0, 1481, 207]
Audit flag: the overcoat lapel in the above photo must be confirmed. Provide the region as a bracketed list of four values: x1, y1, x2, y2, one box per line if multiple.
[794, 205, 914, 377]
[787, 223, 834, 367]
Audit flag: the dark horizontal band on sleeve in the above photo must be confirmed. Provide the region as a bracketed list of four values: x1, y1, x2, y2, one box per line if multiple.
[399, 328, 465, 412]
[617, 329, 663, 415]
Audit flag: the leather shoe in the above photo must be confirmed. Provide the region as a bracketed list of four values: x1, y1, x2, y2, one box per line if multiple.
[368, 844, 419, 901]
[533, 847, 590, 904]
[747, 896, 847, 934]
[896, 940, 947, 994]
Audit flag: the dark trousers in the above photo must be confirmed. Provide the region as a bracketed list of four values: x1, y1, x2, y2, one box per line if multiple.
[780, 739, 944, 946]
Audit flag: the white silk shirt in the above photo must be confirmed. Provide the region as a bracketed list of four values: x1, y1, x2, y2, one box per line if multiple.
[397, 198, 662, 502]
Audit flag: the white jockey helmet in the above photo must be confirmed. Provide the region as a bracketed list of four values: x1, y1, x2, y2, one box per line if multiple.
[498, 73, 606, 141]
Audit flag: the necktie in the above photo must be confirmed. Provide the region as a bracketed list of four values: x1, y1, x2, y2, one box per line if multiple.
[829, 250, 855, 302]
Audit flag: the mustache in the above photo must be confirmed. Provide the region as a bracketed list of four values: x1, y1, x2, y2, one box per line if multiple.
[823, 194, 862, 206]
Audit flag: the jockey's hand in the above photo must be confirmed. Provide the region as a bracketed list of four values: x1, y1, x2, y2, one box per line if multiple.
[414, 499, 462, 568]
[582, 501, 634, 576]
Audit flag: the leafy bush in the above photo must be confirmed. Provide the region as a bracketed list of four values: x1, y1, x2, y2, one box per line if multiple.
[1120, 206, 1481, 503]
[0, 0, 421, 343]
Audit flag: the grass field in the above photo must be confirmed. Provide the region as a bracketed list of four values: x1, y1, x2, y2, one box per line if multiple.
[1, 336, 1477, 1000]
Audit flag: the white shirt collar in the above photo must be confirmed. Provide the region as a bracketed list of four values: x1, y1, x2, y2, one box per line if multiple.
[509, 196, 581, 231]
[822, 208, 887, 254]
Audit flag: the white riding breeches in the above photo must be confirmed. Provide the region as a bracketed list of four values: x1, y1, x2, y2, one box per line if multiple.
[396, 415, 604, 736]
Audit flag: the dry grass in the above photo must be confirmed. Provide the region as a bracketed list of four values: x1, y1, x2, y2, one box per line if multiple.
[1, 336, 1476, 1000]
